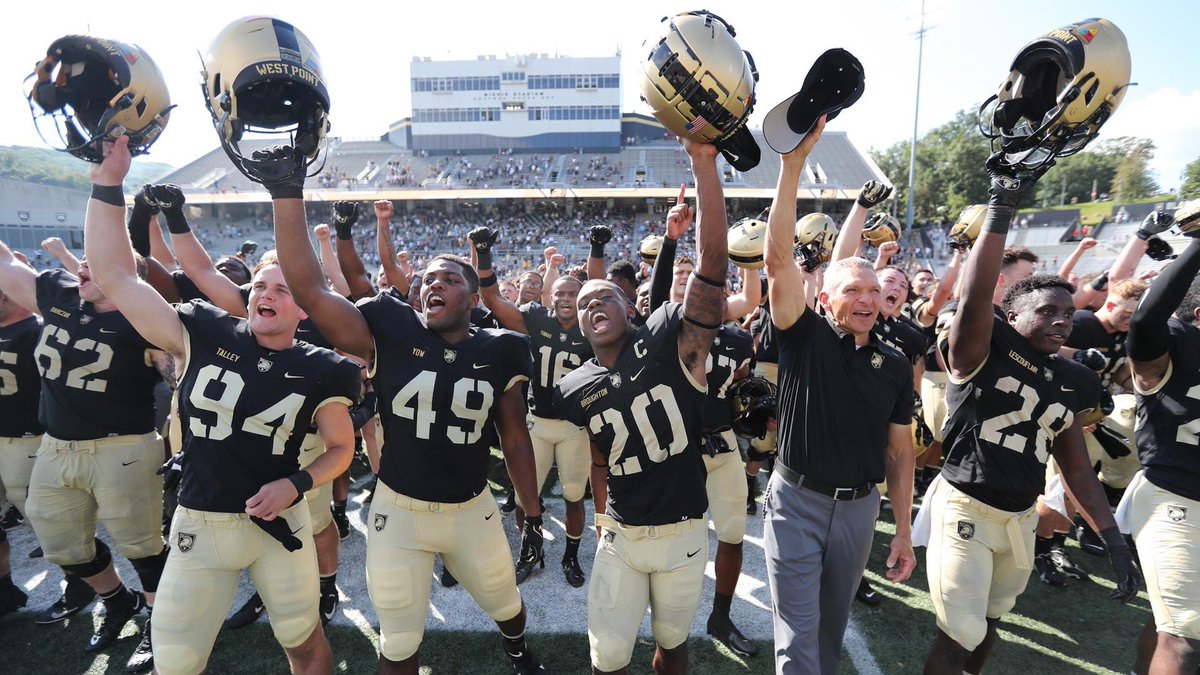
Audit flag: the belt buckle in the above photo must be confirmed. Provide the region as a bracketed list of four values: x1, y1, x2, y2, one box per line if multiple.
[834, 487, 855, 501]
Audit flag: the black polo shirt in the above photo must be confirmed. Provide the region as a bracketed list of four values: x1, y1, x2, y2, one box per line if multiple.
[775, 309, 914, 486]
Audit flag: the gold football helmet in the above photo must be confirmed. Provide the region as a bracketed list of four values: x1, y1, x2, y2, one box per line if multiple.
[980, 18, 1131, 170]
[638, 10, 759, 170]
[727, 210, 769, 269]
[639, 234, 664, 265]
[26, 35, 172, 163]
[794, 213, 837, 272]
[1175, 199, 1200, 236]
[862, 213, 901, 248]
[948, 204, 987, 250]
[201, 16, 330, 185]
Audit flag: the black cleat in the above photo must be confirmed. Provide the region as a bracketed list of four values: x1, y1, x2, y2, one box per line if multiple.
[707, 614, 759, 657]
[224, 593, 265, 629]
[125, 619, 153, 672]
[35, 576, 96, 624]
[854, 578, 882, 607]
[1049, 546, 1089, 581]
[502, 638, 546, 674]
[0, 580, 28, 618]
[1034, 553, 1068, 587]
[319, 584, 339, 626]
[331, 506, 351, 541]
[562, 555, 585, 588]
[1, 505, 23, 531]
[86, 590, 146, 653]
[440, 565, 459, 589]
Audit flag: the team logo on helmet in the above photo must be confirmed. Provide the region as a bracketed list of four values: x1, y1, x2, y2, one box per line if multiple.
[258, 358, 272, 373]
[957, 521, 975, 541]
[443, 349, 457, 364]
[177, 532, 196, 553]
[374, 514, 388, 532]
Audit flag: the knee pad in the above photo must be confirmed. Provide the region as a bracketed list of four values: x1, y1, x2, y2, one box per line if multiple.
[590, 632, 634, 672]
[130, 546, 169, 593]
[61, 538, 112, 578]
[380, 629, 423, 663]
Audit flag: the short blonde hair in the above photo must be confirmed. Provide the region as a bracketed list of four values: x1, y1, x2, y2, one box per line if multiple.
[1109, 278, 1148, 302]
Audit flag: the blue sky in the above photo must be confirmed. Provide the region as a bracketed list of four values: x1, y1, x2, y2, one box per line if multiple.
[2, 0, 1196, 188]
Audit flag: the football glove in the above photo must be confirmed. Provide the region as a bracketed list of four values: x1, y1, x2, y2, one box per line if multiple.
[515, 515, 545, 584]
[1100, 526, 1140, 604]
[857, 180, 893, 208]
[333, 201, 360, 240]
[1136, 211, 1174, 240]
[1072, 348, 1109, 372]
[1145, 236, 1176, 262]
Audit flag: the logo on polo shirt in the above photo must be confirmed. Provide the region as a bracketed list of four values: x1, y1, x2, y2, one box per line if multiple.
[871, 352, 883, 369]
[957, 521, 975, 540]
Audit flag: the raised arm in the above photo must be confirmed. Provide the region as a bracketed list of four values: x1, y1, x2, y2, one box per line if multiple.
[1111, 211, 1174, 282]
[0, 239, 40, 314]
[331, 201, 376, 301]
[374, 200, 410, 298]
[832, 179, 892, 263]
[874, 241, 899, 270]
[84, 136, 184, 356]
[948, 155, 1045, 378]
[587, 225, 610, 283]
[541, 246, 562, 307]
[914, 248, 962, 327]
[677, 142, 728, 384]
[765, 117, 825, 331]
[254, 148, 374, 363]
[314, 224, 351, 298]
[153, 184, 248, 316]
[1127, 237, 1200, 391]
[41, 237, 80, 271]
[1058, 237, 1096, 278]
[724, 265, 761, 320]
[468, 225, 528, 334]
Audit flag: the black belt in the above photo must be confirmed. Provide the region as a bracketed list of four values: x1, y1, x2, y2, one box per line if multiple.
[776, 463, 875, 501]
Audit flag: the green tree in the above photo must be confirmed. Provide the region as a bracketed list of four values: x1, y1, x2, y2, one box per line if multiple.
[1110, 137, 1158, 202]
[1035, 150, 1120, 206]
[1181, 156, 1200, 199]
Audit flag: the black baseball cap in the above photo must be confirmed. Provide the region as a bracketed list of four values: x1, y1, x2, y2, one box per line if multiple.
[764, 48, 865, 153]
[715, 125, 761, 171]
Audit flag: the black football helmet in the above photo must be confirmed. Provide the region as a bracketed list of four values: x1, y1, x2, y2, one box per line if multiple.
[729, 376, 777, 440]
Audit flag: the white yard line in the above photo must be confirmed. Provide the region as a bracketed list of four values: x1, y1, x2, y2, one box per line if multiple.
[844, 617, 883, 675]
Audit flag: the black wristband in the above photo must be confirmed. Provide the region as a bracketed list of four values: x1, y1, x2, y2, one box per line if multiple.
[982, 205, 1014, 236]
[1089, 271, 1110, 292]
[91, 184, 125, 207]
[476, 251, 493, 271]
[162, 210, 190, 235]
[480, 273, 497, 288]
[286, 470, 314, 495]
[691, 271, 726, 288]
[525, 515, 543, 528]
[267, 184, 304, 200]
[684, 313, 722, 330]
[1098, 526, 1127, 551]
[590, 242, 605, 259]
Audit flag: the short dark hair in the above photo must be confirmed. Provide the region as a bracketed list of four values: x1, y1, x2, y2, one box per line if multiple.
[430, 254, 479, 292]
[915, 268, 935, 277]
[1002, 246, 1039, 269]
[567, 265, 588, 281]
[882, 265, 909, 282]
[606, 260, 639, 287]
[1001, 273, 1075, 314]
[1176, 278, 1200, 323]
[675, 255, 694, 269]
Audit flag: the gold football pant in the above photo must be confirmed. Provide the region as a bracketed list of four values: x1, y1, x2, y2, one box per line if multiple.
[1127, 476, 1200, 640]
[366, 482, 522, 662]
[24, 432, 165, 565]
[526, 415, 590, 503]
[704, 436, 748, 544]
[589, 514, 707, 672]
[0, 435, 39, 516]
[920, 370, 949, 443]
[152, 503, 319, 675]
[298, 432, 334, 535]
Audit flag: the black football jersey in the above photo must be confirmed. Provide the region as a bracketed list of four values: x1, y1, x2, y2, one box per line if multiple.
[873, 314, 928, 367]
[521, 303, 592, 418]
[34, 270, 160, 440]
[1135, 318, 1200, 501]
[171, 270, 208, 304]
[940, 315, 1102, 511]
[1065, 310, 1127, 389]
[0, 315, 45, 437]
[555, 303, 708, 526]
[703, 324, 754, 430]
[357, 291, 533, 503]
[752, 305, 779, 364]
[471, 306, 501, 331]
[175, 301, 361, 512]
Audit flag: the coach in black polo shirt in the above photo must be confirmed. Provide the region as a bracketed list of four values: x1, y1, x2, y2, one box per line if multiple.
[762, 118, 917, 675]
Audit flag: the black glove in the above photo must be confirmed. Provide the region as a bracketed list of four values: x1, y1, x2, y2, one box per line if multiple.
[468, 226, 500, 270]
[1136, 211, 1174, 241]
[1088, 271, 1110, 292]
[1099, 526, 1140, 604]
[986, 152, 1053, 210]
[249, 145, 306, 199]
[157, 453, 184, 495]
[127, 186, 158, 256]
[912, 391, 924, 420]
[148, 184, 189, 234]
[589, 225, 612, 258]
[857, 180, 893, 208]
[1145, 236, 1176, 262]
[133, 184, 160, 215]
[241, 241, 258, 257]
[348, 390, 378, 431]
[1072, 348, 1109, 372]
[515, 515, 545, 584]
[333, 201, 360, 240]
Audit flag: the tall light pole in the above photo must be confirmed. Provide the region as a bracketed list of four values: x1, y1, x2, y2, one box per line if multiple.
[905, 0, 934, 233]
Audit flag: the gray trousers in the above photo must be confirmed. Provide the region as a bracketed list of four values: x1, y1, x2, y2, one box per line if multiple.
[763, 470, 880, 675]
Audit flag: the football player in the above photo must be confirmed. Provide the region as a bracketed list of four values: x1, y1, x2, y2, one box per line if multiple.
[1124, 209, 1200, 675]
[84, 135, 359, 675]
[262, 146, 547, 674]
[0, 277, 43, 616]
[921, 155, 1139, 675]
[0, 203, 173, 658]
[554, 137, 727, 675]
[152, 186, 350, 630]
[468, 225, 593, 587]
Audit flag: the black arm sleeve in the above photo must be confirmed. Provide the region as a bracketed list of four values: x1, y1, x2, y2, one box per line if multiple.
[649, 237, 678, 312]
[1127, 239, 1200, 362]
[127, 200, 154, 257]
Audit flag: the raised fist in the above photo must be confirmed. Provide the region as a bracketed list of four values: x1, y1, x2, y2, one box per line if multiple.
[877, 241, 900, 259]
[333, 201, 360, 239]
[147, 184, 186, 214]
[374, 200, 394, 221]
[134, 185, 160, 214]
[468, 226, 500, 255]
[986, 152, 1054, 209]
[589, 225, 612, 247]
[313, 224, 332, 240]
[857, 180, 893, 208]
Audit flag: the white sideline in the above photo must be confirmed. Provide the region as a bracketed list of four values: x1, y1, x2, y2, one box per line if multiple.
[845, 617, 884, 675]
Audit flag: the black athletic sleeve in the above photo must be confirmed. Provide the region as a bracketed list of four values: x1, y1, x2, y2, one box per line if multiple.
[1127, 239, 1200, 362]
[649, 237, 678, 312]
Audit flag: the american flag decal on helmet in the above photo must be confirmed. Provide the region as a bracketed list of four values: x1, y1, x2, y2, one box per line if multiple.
[685, 116, 710, 133]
